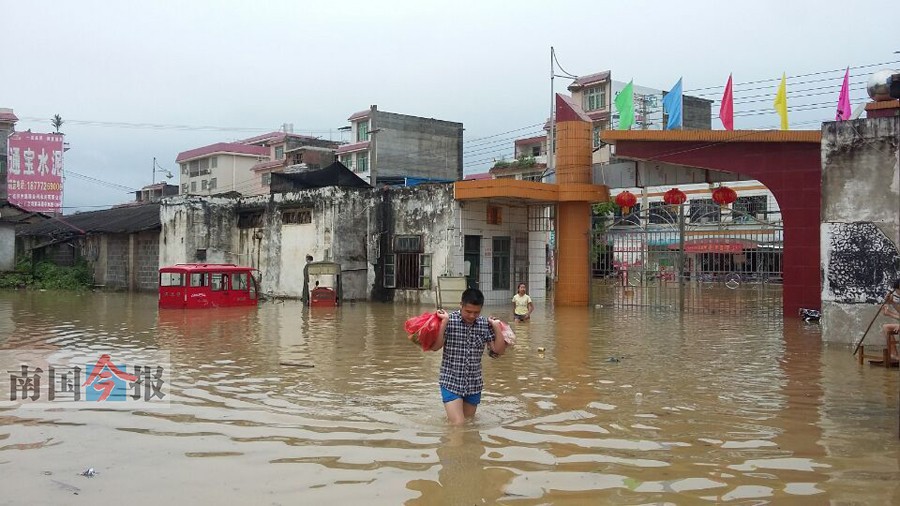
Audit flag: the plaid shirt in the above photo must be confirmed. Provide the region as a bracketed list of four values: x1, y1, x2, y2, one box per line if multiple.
[439, 310, 495, 396]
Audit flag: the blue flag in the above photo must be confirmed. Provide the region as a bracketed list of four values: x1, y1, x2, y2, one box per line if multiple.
[662, 78, 683, 130]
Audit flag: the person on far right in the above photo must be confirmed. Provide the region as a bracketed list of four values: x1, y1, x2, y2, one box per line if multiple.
[881, 279, 900, 359]
[512, 283, 534, 322]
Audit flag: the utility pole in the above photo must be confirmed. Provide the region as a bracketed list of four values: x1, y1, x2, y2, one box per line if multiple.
[548, 46, 555, 175]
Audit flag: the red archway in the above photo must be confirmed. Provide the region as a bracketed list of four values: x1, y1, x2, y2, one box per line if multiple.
[602, 130, 822, 317]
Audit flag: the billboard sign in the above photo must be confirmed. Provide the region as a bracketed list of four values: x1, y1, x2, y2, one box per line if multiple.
[7, 132, 64, 213]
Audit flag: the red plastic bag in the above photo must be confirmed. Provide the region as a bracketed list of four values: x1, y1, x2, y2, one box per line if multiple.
[405, 312, 441, 351]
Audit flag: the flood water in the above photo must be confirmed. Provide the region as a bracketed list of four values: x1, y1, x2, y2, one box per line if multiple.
[1, 289, 900, 505]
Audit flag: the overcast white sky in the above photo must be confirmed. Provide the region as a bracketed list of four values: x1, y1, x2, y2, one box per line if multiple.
[3, 0, 897, 212]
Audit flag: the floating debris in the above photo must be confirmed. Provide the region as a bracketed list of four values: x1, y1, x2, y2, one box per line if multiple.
[80, 468, 97, 478]
[279, 362, 315, 368]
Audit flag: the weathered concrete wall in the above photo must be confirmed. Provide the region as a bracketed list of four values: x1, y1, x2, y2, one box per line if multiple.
[373, 110, 463, 182]
[0, 226, 14, 270]
[159, 185, 547, 304]
[821, 116, 900, 344]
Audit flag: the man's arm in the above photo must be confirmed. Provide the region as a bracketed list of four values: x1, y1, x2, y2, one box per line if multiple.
[431, 310, 449, 351]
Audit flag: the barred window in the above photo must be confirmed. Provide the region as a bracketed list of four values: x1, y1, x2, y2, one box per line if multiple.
[282, 208, 312, 225]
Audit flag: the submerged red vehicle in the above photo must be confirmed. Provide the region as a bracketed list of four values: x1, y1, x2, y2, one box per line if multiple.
[159, 264, 260, 309]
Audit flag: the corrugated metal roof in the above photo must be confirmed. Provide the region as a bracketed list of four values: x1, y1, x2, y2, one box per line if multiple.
[17, 203, 161, 238]
[601, 129, 821, 143]
[567, 71, 611, 91]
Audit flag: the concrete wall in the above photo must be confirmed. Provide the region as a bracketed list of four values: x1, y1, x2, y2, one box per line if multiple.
[821, 116, 900, 343]
[373, 110, 463, 183]
[159, 185, 546, 304]
[0, 226, 14, 270]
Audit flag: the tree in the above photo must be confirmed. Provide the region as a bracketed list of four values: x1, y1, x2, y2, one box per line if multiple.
[51, 114, 64, 134]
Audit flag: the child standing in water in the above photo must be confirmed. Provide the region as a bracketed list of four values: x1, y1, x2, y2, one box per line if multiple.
[432, 288, 506, 424]
[511, 283, 534, 321]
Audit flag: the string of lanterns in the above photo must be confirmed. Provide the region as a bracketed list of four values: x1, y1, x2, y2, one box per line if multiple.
[612, 186, 736, 214]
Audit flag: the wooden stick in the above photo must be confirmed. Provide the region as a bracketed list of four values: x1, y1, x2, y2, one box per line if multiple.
[852, 291, 893, 356]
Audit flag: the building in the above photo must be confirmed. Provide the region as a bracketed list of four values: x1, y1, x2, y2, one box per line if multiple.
[176, 142, 269, 196]
[564, 71, 712, 166]
[16, 203, 162, 290]
[336, 105, 464, 186]
[176, 130, 341, 197]
[135, 183, 179, 203]
[160, 183, 548, 304]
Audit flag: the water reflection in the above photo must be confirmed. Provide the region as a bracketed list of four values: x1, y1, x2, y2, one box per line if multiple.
[0, 290, 899, 504]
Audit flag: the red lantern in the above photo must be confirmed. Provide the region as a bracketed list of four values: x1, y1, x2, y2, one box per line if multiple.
[615, 191, 637, 214]
[712, 186, 737, 206]
[663, 188, 687, 206]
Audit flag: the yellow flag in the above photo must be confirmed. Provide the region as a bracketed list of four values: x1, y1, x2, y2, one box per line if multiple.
[773, 73, 788, 130]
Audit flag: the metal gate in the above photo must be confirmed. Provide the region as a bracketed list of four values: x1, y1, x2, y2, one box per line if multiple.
[592, 202, 783, 315]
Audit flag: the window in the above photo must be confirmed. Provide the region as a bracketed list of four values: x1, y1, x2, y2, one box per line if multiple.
[238, 211, 264, 229]
[209, 178, 217, 190]
[189, 160, 200, 177]
[531, 145, 541, 157]
[231, 273, 248, 291]
[181, 184, 188, 194]
[199, 158, 210, 175]
[614, 203, 642, 225]
[649, 201, 678, 224]
[689, 198, 721, 223]
[419, 254, 432, 289]
[387, 236, 429, 289]
[340, 154, 353, 169]
[180, 163, 188, 175]
[384, 255, 396, 288]
[190, 273, 207, 287]
[274, 145, 284, 159]
[487, 205, 502, 225]
[160, 273, 184, 286]
[592, 125, 602, 148]
[210, 273, 226, 291]
[261, 173, 271, 186]
[357, 152, 369, 173]
[357, 120, 369, 142]
[492, 237, 511, 290]
[583, 85, 606, 111]
[282, 208, 312, 225]
[521, 172, 542, 182]
[209, 156, 217, 169]
[201, 179, 208, 190]
[394, 235, 422, 253]
[190, 181, 197, 192]
[733, 195, 768, 222]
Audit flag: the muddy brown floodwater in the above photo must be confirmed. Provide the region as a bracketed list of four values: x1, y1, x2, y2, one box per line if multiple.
[1, 290, 899, 505]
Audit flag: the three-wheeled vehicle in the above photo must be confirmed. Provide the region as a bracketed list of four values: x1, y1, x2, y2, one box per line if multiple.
[159, 263, 260, 309]
[306, 261, 342, 307]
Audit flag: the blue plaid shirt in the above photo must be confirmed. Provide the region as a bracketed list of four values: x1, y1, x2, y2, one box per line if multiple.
[439, 310, 496, 396]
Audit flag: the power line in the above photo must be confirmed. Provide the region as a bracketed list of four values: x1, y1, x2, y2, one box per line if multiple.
[683, 60, 899, 93]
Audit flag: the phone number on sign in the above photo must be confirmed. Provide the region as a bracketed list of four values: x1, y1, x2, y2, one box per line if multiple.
[8, 180, 63, 191]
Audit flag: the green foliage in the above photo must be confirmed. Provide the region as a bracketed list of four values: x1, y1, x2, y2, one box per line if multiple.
[491, 156, 537, 171]
[0, 259, 93, 291]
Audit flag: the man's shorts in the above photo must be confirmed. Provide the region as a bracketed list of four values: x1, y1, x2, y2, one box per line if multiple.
[440, 386, 481, 405]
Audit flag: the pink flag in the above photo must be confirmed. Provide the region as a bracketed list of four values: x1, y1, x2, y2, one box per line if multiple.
[719, 74, 734, 130]
[835, 67, 851, 121]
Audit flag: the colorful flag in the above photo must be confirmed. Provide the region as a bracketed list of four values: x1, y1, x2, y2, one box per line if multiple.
[773, 73, 789, 130]
[615, 80, 634, 130]
[662, 78, 683, 130]
[835, 67, 851, 121]
[719, 74, 734, 131]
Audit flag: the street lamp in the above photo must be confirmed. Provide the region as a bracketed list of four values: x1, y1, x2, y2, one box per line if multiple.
[152, 157, 173, 184]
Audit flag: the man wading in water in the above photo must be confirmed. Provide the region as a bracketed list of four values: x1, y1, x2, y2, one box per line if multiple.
[431, 288, 506, 424]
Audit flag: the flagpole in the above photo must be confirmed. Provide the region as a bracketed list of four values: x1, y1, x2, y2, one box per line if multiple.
[548, 46, 555, 176]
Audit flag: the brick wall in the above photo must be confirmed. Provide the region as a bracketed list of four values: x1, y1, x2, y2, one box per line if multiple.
[105, 235, 129, 289]
[135, 231, 159, 291]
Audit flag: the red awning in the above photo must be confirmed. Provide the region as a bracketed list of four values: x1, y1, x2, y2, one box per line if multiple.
[668, 238, 757, 253]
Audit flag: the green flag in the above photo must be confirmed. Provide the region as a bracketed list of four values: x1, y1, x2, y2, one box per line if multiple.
[615, 80, 634, 130]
